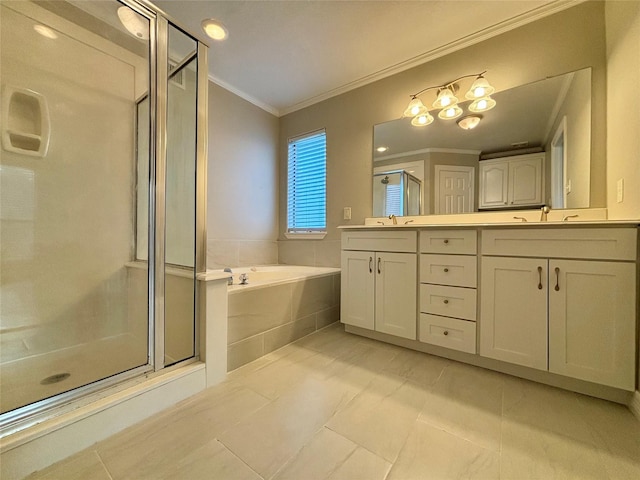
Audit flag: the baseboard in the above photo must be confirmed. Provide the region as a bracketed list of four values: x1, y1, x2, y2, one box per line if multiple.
[630, 390, 640, 422]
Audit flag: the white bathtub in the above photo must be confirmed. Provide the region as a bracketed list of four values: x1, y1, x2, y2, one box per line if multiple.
[220, 265, 340, 293]
[214, 265, 341, 370]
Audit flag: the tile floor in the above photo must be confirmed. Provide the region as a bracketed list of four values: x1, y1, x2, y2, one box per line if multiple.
[27, 323, 640, 480]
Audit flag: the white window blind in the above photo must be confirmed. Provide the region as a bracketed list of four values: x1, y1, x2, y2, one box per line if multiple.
[287, 130, 326, 233]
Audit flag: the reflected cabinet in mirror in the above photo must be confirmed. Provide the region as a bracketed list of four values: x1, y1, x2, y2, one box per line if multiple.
[373, 68, 591, 215]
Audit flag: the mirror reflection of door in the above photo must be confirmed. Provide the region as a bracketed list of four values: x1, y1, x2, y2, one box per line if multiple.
[551, 116, 567, 208]
[434, 165, 475, 214]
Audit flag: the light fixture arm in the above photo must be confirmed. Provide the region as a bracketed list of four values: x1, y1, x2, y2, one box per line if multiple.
[409, 71, 488, 98]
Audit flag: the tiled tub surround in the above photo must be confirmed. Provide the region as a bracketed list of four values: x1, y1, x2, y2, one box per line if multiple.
[225, 266, 341, 370]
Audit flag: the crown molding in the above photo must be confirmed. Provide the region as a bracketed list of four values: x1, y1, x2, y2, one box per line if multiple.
[279, 0, 585, 117]
[208, 74, 280, 117]
[207, 0, 584, 118]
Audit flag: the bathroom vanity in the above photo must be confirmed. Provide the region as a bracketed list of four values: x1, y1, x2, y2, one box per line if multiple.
[340, 216, 639, 399]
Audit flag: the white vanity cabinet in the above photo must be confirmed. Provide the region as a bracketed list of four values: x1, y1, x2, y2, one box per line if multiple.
[480, 228, 637, 390]
[341, 230, 417, 340]
[418, 230, 478, 353]
[479, 153, 544, 209]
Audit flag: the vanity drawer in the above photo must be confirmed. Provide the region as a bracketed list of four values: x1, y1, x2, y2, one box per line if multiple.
[420, 254, 477, 287]
[420, 230, 477, 255]
[481, 228, 637, 260]
[342, 230, 417, 252]
[419, 314, 476, 354]
[420, 284, 477, 321]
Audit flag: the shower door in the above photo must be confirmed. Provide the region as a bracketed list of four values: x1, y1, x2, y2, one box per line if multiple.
[0, 0, 204, 424]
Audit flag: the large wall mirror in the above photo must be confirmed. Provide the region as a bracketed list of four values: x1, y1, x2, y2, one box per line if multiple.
[373, 68, 592, 216]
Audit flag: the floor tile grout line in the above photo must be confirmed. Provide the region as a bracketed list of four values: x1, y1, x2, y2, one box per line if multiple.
[94, 449, 115, 480]
[324, 424, 394, 469]
[214, 436, 266, 480]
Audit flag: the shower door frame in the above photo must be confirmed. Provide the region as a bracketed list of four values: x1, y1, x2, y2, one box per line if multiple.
[0, 0, 208, 436]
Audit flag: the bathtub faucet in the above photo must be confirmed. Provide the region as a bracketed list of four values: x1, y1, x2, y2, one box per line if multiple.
[223, 267, 233, 285]
[239, 273, 249, 285]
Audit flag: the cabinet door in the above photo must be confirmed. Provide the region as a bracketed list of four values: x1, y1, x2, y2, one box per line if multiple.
[480, 256, 548, 370]
[549, 260, 636, 390]
[479, 161, 509, 209]
[509, 156, 543, 206]
[341, 251, 375, 330]
[375, 252, 417, 340]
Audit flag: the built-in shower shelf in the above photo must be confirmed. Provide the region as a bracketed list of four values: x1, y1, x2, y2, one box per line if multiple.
[1, 86, 50, 157]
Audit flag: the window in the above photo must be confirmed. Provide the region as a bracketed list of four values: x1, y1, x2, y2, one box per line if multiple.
[287, 130, 326, 236]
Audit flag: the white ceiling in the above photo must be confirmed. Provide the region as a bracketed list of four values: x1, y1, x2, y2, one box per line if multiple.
[153, 0, 572, 116]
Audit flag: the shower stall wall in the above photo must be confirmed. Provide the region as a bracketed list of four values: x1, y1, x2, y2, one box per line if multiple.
[0, 0, 207, 431]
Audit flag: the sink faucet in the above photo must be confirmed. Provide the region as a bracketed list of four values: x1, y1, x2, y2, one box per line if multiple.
[223, 267, 233, 285]
[388, 214, 397, 225]
[540, 205, 551, 222]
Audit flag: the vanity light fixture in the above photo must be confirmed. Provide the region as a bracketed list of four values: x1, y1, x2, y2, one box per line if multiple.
[403, 71, 496, 126]
[457, 114, 482, 130]
[469, 95, 497, 113]
[432, 87, 458, 109]
[411, 112, 434, 127]
[438, 105, 463, 120]
[201, 18, 228, 41]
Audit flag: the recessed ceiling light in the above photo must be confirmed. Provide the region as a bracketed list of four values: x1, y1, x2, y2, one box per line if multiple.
[376, 146, 388, 153]
[117, 6, 149, 40]
[34, 25, 58, 39]
[201, 18, 228, 41]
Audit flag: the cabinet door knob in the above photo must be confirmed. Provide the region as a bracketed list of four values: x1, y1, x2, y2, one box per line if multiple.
[443, 299, 449, 304]
[443, 330, 449, 336]
[444, 268, 449, 273]
[443, 239, 449, 244]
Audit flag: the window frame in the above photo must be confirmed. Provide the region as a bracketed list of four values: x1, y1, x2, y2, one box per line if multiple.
[285, 129, 327, 239]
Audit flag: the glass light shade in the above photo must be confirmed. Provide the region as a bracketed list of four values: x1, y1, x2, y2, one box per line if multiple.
[201, 18, 228, 41]
[403, 97, 428, 117]
[469, 96, 497, 113]
[457, 115, 482, 130]
[465, 76, 495, 99]
[411, 112, 434, 127]
[438, 105, 463, 120]
[117, 6, 149, 40]
[432, 87, 458, 109]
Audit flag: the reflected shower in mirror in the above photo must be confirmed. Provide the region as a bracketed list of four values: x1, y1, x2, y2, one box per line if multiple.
[373, 68, 592, 215]
[373, 170, 422, 217]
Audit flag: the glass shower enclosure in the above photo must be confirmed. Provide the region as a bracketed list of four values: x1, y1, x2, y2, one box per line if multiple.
[0, 0, 207, 430]
[373, 170, 422, 217]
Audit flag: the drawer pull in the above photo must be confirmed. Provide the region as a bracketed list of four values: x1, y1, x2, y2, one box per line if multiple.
[443, 299, 449, 304]
[443, 239, 449, 245]
[369, 256, 373, 273]
[555, 267, 560, 291]
[443, 268, 449, 273]
[537, 266, 543, 290]
[443, 330, 449, 336]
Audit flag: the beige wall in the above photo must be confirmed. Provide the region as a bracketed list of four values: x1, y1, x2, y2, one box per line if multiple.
[606, 0, 640, 221]
[604, 0, 640, 394]
[279, 1, 607, 267]
[207, 82, 280, 268]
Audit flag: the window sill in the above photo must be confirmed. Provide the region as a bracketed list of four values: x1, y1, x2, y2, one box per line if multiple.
[284, 232, 327, 240]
